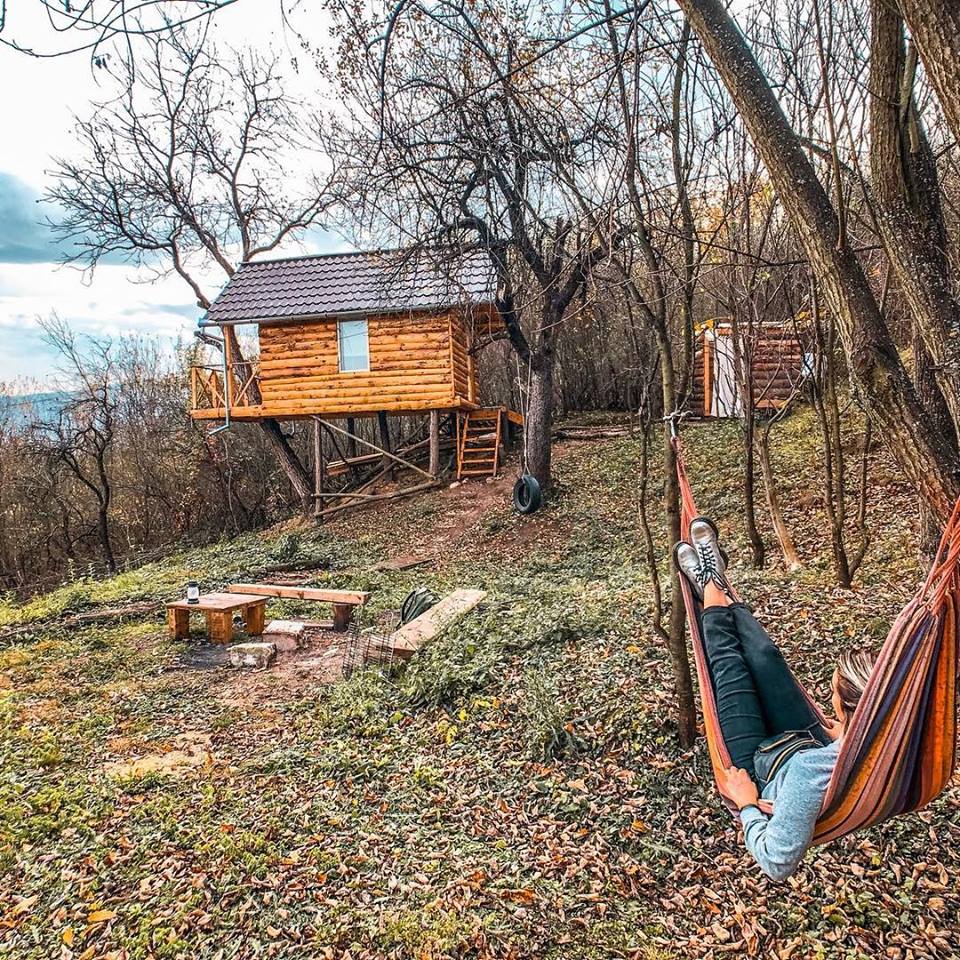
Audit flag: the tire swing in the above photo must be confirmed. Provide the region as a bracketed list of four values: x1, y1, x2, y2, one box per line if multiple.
[513, 473, 542, 514]
[512, 356, 543, 515]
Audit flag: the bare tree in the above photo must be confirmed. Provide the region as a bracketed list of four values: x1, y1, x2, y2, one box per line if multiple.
[48, 27, 336, 510]
[329, 0, 623, 493]
[0, 0, 235, 59]
[33, 317, 120, 573]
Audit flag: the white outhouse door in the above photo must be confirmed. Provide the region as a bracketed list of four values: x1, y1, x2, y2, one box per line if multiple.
[708, 329, 742, 418]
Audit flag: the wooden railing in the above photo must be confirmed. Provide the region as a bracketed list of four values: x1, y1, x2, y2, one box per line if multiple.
[190, 360, 261, 414]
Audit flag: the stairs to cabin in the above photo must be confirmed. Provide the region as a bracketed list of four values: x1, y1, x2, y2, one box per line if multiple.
[456, 409, 503, 480]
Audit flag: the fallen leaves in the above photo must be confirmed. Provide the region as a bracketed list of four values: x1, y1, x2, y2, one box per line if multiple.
[1, 420, 958, 959]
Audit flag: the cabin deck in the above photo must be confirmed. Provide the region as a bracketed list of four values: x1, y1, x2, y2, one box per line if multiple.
[190, 394, 493, 422]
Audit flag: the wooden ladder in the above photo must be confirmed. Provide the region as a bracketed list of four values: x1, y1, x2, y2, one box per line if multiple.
[457, 409, 503, 480]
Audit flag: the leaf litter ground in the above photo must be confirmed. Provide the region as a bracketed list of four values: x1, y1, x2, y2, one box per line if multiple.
[1, 411, 958, 960]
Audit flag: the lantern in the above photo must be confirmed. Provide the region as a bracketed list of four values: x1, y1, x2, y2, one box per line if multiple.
[186, 581, 200, 604]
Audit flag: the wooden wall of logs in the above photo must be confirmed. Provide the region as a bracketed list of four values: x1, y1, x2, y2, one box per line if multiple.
[257, 310, 478, 417]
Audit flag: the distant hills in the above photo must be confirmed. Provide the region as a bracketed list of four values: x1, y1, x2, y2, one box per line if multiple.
[0, 390, 72, 427]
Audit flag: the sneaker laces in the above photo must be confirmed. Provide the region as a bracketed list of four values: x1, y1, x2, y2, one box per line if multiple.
[695, 541, 719, 587]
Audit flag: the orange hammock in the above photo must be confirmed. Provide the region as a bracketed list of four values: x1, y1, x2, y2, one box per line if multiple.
[673, 435, 958, 845]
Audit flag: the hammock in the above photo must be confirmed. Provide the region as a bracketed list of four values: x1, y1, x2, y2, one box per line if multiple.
[673, 435, 959, 844]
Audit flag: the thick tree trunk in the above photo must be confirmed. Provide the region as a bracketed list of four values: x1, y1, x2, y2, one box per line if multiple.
[870, 3, 960, 444]
[525, 353, 554, 492]
[220, 324, 314, 513]
[897, 2, 960, 148]
[675, 0, 959, 518]
[261, 419, 314, 512]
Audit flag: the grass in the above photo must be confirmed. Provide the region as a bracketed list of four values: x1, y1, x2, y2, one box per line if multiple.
[1, 407, 957, 959]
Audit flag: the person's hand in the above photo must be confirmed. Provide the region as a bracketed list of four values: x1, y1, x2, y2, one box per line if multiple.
[726, 766, 759, 810]
[823, 718, 844, 741]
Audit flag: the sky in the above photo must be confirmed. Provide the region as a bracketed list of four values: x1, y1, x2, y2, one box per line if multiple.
[0, 1, 344, 389]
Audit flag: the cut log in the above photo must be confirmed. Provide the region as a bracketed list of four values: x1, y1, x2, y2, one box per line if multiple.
[228, 642, 276, 669]
[389, 588, 487, 658]
[263, 619, 308, 651]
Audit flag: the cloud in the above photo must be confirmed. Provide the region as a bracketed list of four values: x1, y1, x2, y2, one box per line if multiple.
[120, 302, 198, 319]
[0, 172, 71, 264]
[0, 171, 132, 267]
[0, 262, 199, 383]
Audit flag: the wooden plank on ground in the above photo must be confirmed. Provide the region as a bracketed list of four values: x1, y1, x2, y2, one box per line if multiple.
[227, 584, 370, 605]
[389, 589, 487, 656]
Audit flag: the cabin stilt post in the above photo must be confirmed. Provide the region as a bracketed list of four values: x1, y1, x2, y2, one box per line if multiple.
[429, 410, 441, 477]
[346, 417, 358, 460]
[377, 411, 393, 476]
[313, 418, 325, 519]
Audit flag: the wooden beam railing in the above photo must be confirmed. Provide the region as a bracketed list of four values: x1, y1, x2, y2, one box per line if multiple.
[189, 361, 261, 414]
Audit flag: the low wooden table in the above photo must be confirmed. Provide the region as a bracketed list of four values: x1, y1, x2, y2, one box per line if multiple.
[166, 592, 269, 645]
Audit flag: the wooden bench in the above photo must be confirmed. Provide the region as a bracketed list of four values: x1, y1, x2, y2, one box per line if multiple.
[167, 592, 268, 645]
[227, 584, 370, 632]
[388, 588, 487, 659]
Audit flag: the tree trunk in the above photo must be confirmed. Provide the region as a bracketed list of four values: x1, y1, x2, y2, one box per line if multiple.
[525, 353, 554, 492]
[742, 407, 765, 569]
[898, 1, 960, 148]
[313, 419, 324, 520]
[757, 424, 802, 571]
[663, 430, 697, 749]
[869, 3, 960, 445]
[97, 500, 117, 574]
[377, 411, 393, 476]
[734, 322, 764, 568]
[915, 331, 954, 563]
[428, 409, 441, 478]
[346, 417, 359, 460]
[260, 419, 314, 512]
[221, 323, 314, 513]
[675, 0, 959, 519]
[657, 334, 697, 749]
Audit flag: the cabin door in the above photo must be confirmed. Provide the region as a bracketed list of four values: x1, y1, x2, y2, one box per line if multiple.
[708, 330, 741, 418]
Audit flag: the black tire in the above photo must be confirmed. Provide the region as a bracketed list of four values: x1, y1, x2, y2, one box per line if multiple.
[513, 474, 543, 515]
[400, 587, 438, 626]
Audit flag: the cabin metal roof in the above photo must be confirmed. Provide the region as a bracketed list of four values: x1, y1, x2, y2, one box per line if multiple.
[203, 248, 498, 325]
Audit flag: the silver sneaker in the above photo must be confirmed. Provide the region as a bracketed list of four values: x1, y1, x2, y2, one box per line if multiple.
[689, 517, 728, 590]
[674, 541, 706, 599]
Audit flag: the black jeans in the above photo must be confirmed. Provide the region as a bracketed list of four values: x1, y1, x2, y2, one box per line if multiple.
[702, 603, 827, 778]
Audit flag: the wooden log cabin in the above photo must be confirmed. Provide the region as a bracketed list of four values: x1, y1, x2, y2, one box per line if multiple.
[189, 248, 521, 480]
[688, 319, 807, 418]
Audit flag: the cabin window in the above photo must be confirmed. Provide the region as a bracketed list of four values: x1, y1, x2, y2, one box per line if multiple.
[338, 319, 370, 372]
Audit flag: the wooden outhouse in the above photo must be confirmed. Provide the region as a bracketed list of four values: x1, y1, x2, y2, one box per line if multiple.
[189, 248, 521, 480]
[688, 320, 806, 418]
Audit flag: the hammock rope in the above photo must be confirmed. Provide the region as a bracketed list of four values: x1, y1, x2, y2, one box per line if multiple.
[673, 434, 959, 845]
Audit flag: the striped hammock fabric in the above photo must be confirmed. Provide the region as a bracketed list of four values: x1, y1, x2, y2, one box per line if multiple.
[673, 436, 958, 845]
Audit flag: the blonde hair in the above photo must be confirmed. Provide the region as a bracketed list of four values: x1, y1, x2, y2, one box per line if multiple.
[835, 648, 875, 721]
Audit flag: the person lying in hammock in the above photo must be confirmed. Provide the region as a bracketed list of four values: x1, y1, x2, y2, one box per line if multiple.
[675, 518, 875, 881]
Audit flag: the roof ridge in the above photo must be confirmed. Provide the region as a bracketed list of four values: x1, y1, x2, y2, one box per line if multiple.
[239, 245, 489, 268]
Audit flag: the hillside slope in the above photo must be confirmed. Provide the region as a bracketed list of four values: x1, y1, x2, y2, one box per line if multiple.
[1, 411, 957, 960]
